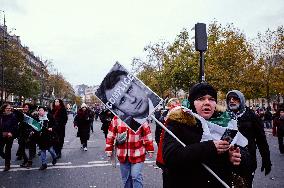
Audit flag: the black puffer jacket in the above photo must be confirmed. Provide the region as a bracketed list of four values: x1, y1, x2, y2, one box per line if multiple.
[162, 108, 233, 188]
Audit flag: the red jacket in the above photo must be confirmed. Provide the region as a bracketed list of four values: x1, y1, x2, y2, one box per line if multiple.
[105, 116, 154, 164]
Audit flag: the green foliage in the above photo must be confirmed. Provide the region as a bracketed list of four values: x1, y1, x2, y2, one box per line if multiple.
[132, 21, 283, 103]
[206, 21, 259, 99]
[0, 37, 75, 103]
[255, 26, 284, 102]
[0, 39, 41, 100]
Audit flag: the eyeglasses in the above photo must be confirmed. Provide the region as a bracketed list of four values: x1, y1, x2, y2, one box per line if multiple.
[228, 97, 240, 101]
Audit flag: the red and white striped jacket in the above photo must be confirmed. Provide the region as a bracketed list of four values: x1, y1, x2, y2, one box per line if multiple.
[105, 116, 154, 164]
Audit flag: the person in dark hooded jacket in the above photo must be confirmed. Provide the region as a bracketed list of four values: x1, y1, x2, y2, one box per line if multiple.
[226, 90, 271, 188]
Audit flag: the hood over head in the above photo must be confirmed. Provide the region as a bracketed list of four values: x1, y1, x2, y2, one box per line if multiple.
[226, 90, 246, 113]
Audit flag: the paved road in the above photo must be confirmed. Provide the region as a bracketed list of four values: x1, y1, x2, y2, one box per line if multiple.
[0, 114, 283, 188]
[254, 128, 284, 188]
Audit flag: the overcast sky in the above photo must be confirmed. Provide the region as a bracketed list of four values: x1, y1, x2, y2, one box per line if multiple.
[1, 0, 283, 86]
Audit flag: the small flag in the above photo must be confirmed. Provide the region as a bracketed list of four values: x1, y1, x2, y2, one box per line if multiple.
[180, 107, 248, 147]
[23, 114, 42, 131]
[52, 87, 55, 97]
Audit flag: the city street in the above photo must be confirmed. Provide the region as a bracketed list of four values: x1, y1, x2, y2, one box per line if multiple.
[0, 114, 283, 188]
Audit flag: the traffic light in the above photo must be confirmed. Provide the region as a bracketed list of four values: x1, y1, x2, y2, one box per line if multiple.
[195, 23, 207, 52]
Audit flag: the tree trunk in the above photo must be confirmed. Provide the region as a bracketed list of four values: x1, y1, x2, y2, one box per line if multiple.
[266, 82, 270, 106]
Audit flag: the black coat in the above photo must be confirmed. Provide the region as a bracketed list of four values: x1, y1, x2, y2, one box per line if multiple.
[16, 111, 37, 145]
[74, 109, 91, 140]
[0, 113, 18, 139]
[273, 117, 284, 137]
[237, 107, 271, 172]
[37, 119, 57, 150]
[99, 109, 114, 133]
[51, 108, 68, 138]
[162, 109, 232, 188]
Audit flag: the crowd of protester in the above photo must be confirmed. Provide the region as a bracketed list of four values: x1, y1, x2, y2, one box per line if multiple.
[0, 90, 283, 188]
[0, 99, 68, 171]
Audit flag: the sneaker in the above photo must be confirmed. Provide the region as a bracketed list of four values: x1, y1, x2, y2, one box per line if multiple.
[83, 147, 88, 151]
[3, 165, 10, 172]
[26, 161, 32, 169]
[52, 158, 57, 165]
[39, 164, 47, 170]
[0, 152, 5, 159]
[56, 153, 61, 159]
[20, 162, 28, 168]
[16, 156, 22, 161]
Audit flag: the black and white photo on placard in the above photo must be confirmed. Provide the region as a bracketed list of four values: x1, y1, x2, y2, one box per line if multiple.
[95, 62, 162, 132]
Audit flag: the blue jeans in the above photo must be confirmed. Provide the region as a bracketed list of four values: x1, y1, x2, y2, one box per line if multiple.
[264, 120, 272, 128]
[119, 161, 144, 188]
[40, 147, 57, 165]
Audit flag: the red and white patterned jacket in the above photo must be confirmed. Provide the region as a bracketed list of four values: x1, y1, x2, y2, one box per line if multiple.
[105, 116, 154, 164]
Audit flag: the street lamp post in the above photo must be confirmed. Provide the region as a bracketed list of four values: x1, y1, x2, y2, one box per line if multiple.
[194, 23, 207, 82]
[0, 10, 6, 105]
[0, 64, 3, 105]
[40, 66, 44, 105]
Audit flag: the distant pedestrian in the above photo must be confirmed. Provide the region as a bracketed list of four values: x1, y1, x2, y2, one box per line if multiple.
[94, 105, 100, 121]
[51, 99, 68, 158]
[99, 108, 114, 139]
[273, 104, 284, 154]
[0, 104, 19, 171]
[72, 103, 78, 117]
[89, 107, 95, 133]
[264, 108, 273, 129]
[74, 103, 92, 151]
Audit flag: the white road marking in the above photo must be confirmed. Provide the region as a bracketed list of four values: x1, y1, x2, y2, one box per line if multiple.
[0, 162, 72, 169]
[0, 163, 113, 172]
[144, 161, 156, 164]
[88, 161, 109, 164]
[0, 161, 156, 172]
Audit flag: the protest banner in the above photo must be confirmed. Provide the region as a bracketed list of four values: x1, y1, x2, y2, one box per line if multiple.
[95, 62, 162, 132]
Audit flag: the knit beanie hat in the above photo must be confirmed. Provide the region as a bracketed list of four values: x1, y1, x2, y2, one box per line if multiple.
[81, 103, 87, 108]
[188, 82, 217, 112]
